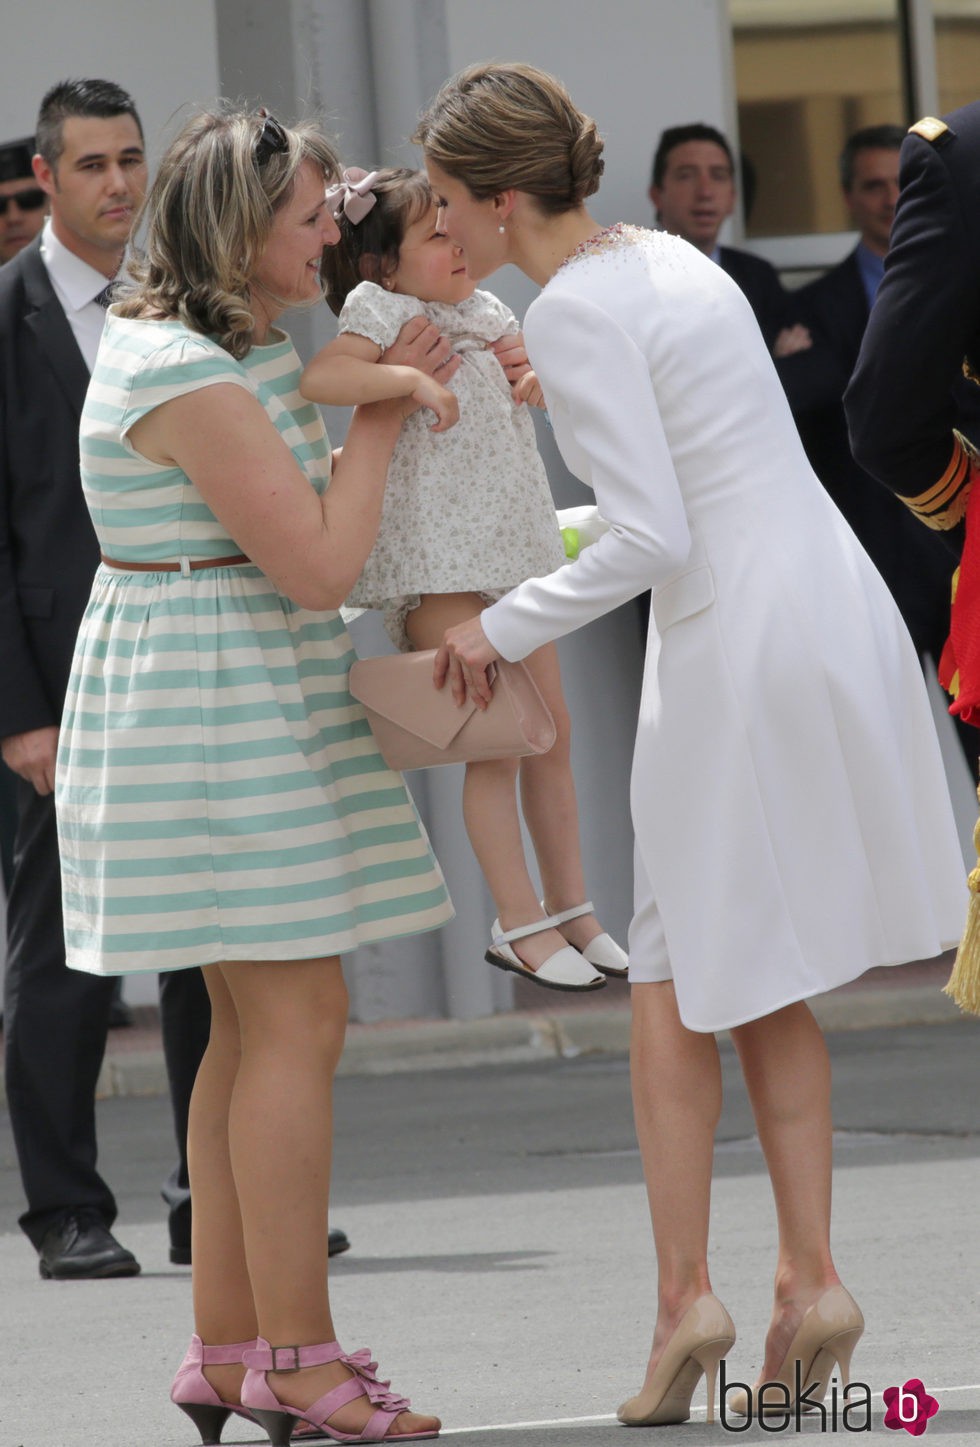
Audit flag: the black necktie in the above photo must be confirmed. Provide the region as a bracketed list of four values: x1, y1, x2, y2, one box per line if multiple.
[94, 282, 115, 309]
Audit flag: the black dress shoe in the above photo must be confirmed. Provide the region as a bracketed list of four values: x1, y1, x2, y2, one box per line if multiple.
[38, 1211, 141, 1280]
[328, 1226, 350, 1258]
[107, 979, 134, 1028]
[169, 1226, 350, 1266]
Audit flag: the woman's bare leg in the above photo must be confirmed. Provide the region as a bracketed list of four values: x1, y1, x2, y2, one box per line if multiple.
[188, 963, 255, 1405]
[203, 956, 435, 1437]
[729, 1002, 841, 1380]
[407, 593, 569, 971]
[630, 981, 722, 1383]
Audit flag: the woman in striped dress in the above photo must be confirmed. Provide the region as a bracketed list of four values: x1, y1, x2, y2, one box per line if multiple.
[56, 108, 453, 1444]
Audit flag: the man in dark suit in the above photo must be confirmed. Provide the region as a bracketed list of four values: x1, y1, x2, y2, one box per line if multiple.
[0, 136, 46, 888]
[787, 125, 978, 774]
[649, 123, 810, 357]
[0, 78, 196, 1280]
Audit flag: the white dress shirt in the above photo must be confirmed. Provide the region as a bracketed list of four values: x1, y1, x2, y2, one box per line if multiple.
[39, 218, 114, 372]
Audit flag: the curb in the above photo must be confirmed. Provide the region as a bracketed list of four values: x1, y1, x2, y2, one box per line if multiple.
[76, 980, 967, 1101]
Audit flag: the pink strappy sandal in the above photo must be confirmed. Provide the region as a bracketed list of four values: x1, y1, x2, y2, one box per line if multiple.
[171, 1335, 257, 1444]
[241, 1338, 440, 1445]
[170, 1336, 330, 1444]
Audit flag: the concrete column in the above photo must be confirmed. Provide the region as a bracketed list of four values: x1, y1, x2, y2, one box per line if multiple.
[215, 0, 377, 366]
[366, 0, 449, 166]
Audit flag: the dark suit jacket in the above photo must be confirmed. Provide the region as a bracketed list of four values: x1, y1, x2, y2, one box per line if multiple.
[718, 245, 794, 351]
[0, 235, 100, 740]
[787, 248, 959, 652]
[846, 101, 980, 499]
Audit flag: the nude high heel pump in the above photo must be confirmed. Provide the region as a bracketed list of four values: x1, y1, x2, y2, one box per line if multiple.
[617, 1294, 736, 1427]
[727, 1285, 864, 1418]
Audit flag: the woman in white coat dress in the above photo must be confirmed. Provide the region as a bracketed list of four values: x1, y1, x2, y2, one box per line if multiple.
[415, 64, 965, 1427]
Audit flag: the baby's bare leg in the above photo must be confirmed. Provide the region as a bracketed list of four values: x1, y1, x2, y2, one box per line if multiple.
[405, 594, 569, 971]
[518, 642, 607, 948]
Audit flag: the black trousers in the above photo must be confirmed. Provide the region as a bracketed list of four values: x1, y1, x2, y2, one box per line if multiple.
[0, 759, 16, 891]
[159, 963, 210, 1251]
[3, 777, 209, 1249]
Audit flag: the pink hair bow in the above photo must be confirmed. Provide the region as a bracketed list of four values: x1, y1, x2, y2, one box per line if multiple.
[325, 167, 380, 224]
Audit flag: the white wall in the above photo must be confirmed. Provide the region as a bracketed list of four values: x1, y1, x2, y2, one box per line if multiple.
[0, 1, 221, 163]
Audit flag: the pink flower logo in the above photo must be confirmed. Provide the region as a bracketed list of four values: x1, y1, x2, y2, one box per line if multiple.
[883, 1379, 940, 1435]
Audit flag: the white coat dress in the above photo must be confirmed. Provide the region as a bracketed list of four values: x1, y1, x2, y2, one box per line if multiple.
[480, 225, 965, 1032]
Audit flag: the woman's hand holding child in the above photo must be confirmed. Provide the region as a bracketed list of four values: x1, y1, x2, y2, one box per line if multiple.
[434, 615, 500, 708]
[491, 332, 544, 407]
[382, 314, 461, 383]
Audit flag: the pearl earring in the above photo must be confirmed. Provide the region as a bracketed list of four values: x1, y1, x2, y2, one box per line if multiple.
[498, 223, 506, 234]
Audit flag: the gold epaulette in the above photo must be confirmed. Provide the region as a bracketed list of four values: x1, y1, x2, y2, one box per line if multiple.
[909, 116, 951, 144]
[901, 431, 977, 529]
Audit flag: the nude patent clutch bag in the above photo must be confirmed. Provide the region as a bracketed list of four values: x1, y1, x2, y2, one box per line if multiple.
[348, 649, 556, 771]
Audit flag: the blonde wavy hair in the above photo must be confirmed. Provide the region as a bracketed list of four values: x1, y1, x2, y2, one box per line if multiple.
[116, 106, 339, 359]
[413, 62, 604, 214]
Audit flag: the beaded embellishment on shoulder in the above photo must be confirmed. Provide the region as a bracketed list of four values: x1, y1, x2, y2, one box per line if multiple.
[551, 223, 663, 280]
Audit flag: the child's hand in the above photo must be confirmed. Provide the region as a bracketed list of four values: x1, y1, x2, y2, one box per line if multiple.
[412, 373, 459, 432]
[491, 331, 532, 387]
[491, 332, 544, 406]
[513, 370, 545, 408]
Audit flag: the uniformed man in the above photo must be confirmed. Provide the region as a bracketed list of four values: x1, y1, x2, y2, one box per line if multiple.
[845, 103, 980, 1010]
[845, 106, 980, 551]
[790, 124, 978, 776]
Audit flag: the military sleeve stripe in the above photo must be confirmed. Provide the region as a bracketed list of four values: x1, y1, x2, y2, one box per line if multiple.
[901, 432, 976, 529]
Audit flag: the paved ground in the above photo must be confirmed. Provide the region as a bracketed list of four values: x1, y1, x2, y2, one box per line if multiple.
[2, 992, 979, 1447]
[28, 955, 968, 1103]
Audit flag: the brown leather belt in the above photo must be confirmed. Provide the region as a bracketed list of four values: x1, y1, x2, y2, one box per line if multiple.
[100, 553, 251, 572]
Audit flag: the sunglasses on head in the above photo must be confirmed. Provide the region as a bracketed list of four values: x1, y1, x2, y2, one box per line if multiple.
[0, 187, 45, 217]
[254, 109, 289, 168]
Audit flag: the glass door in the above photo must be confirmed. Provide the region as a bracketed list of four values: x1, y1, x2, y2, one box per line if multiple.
[730, 1, 908, 241]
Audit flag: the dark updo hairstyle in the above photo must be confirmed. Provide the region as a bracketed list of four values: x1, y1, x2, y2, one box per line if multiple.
[321, 167, 434, 316]
[413, 61, 604, 214]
